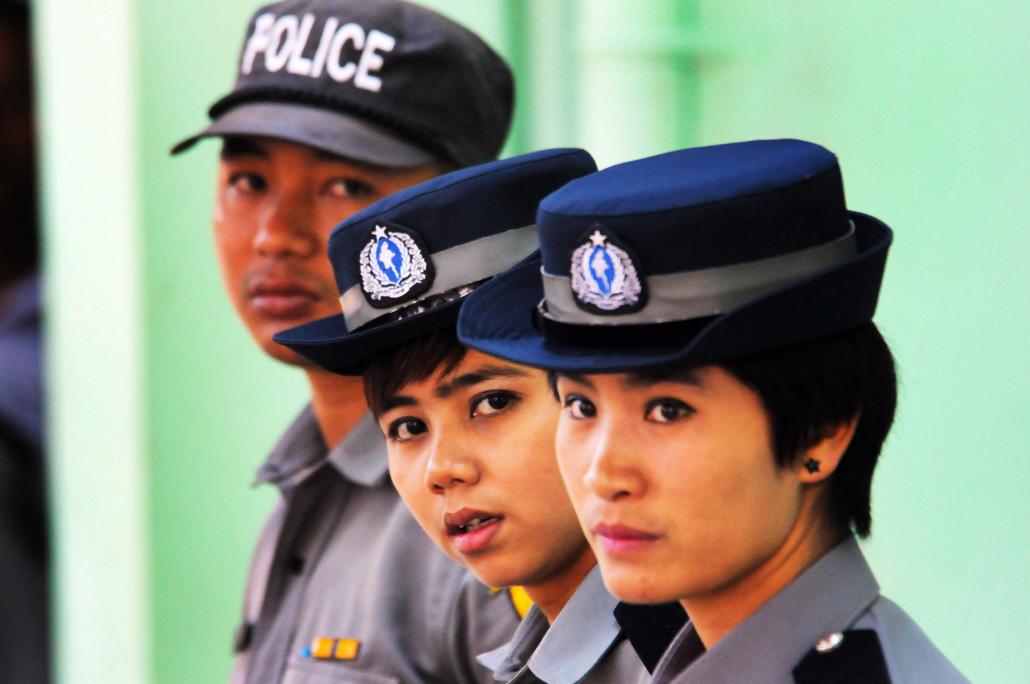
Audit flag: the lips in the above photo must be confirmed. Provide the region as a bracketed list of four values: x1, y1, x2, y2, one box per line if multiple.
[247, 278, 321, 319]
[444, 508, 505, 555]
[592, 522, 661, 555]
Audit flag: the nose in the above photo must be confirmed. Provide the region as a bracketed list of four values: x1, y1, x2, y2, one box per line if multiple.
[253, 187, 319, 259]
[424, 433, 480, 493]
[582, 419, 645, 502]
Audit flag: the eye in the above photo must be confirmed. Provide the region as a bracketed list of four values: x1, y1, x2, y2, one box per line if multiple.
[228, 171, 266, 193]
[562, 394, 597, 420]
[470, 390, 520, 418]
[387, 417, 428, 443]
[644, 398, 694, 424]
[324, 178, 375, 199]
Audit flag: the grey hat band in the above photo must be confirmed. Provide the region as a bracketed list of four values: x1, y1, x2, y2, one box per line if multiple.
[542, 222, 858, 326]
[340, 224, 539, 330]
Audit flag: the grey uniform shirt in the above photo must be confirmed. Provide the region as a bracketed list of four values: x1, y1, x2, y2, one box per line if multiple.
[477, 566, 649, 684]
[650, 536, 969, 684]
[231, 406, 520, 684]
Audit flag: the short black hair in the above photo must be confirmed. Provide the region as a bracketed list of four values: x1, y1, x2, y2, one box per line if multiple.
[667, 324, 895, 537]
[363, 327, 467, 417]
[716, 324, 896, 537]
[550, 323, 896, 537]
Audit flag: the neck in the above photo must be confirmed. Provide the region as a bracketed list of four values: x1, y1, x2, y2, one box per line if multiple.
[682, 487, 844, 649]
[523, 547, 597, 624]
[304, 366, 368, 448]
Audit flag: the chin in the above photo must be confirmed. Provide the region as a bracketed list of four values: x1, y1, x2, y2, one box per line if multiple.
[464, 556, 530, 591]
[598, 561, 683, 605]
[258, 337, 314, 368]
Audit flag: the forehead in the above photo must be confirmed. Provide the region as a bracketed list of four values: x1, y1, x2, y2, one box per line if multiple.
[401, 349, 538, 398]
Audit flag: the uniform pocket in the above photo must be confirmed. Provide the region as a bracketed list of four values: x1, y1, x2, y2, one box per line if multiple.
[281, 657, 400, 684]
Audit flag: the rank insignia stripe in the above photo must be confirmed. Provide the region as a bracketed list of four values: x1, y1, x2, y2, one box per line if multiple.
[302, 636, 361, 661]
[508, 586, 533, 619]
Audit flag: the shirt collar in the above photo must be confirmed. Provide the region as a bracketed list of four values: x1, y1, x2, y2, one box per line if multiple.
[254, 406, 389, 491]
[528, 565, 623, 682]
[477, 565, 624, 683]
[253, 405, 325, 491]
[326, 412, 390, 487]
[477, 605, 549, 679]
[655, 536, 879, 684]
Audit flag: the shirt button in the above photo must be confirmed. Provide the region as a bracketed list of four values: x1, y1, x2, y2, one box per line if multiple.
[287, 556, 306, 575]
[814, 632, 844, 653]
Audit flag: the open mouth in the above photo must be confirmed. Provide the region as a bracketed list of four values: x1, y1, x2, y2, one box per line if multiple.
[447, 515, 502, 535]
[444, 509, 505, 555]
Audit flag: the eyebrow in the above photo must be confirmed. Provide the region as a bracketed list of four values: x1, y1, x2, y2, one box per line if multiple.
[219, 138, 269, 161]
[380, 395, 419, 413]
[435, 365, 532, 399]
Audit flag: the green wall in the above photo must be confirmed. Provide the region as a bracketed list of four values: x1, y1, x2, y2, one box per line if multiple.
[691, 3, 1030, 680]
[38, 1, 1027, 682]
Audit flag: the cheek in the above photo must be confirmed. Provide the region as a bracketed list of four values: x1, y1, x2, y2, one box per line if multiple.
[388, 454, 438, 538]
[555, 420, 591, 498]
[211, 199, 254, 272]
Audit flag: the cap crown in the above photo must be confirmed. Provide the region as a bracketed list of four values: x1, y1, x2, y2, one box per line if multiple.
[330, 147, 596, 305]
[539, 139, 850, 279]
[216, 0, 514, 166]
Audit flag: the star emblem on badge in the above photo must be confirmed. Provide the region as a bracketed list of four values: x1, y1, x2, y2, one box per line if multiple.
[589, 230, 607, 246]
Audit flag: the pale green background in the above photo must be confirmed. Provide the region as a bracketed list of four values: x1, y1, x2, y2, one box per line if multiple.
[34, 1, 1028, 682]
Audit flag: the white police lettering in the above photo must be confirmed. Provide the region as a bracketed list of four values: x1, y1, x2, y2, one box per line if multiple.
[327, 23, 364, 83]
[359, 225, 429, 302]
[309, 17, 339, 78]
[286, 14, 316, 76]
[356, 30, 396, 92]
[265, 15, 299, 72]
[240, 13, 396, 92]
[241, 13, 276, 74]
[570, 230, 642, 312]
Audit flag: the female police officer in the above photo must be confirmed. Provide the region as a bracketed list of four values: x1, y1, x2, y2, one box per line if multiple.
[457, 140, 969, 683]
[274, 148, 684, 683]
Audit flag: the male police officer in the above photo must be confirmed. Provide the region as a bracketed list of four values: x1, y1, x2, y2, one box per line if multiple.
[172, 1, 519, 682]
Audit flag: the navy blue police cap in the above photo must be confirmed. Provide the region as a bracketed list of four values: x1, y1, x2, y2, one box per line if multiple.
[457, 139, 893, 373]
[274, 148, 597, 374]
[171, 0, 513, 168]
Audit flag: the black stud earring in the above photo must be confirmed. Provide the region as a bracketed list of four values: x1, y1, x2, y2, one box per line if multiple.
[804, 458, 821, 474]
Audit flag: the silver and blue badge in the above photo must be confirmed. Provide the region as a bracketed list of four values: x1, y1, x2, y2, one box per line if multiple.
[359, 223, 434, 308]
[570, 228, 645, 314]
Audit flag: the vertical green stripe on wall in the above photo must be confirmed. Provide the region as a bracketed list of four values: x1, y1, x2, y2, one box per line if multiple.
[574, 0, 702, 167]
[34, 1, 151, 683]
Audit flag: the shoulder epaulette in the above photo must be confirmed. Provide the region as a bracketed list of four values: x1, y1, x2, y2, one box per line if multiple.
[793, 629, 892, 684]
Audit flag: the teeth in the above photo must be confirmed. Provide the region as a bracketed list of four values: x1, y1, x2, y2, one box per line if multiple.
[459, 516, 495, 533]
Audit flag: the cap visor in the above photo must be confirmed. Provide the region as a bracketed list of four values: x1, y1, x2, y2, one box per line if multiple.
[458, 213, 892, 373]
[275, 300, 465, 376]
[170, 102, 436, 168]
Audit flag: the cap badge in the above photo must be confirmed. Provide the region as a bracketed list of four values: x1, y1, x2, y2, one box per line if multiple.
[359, 223, 434, 308]
[570, 228, 645, 314]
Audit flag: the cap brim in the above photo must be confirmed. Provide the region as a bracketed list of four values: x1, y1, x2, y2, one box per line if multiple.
[274, 299, 464, 376]
[458, 212, 893, 373]
[170, 102, 436, 168]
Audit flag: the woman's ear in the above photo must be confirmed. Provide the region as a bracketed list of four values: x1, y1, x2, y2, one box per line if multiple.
[796, 415, 859, 484]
